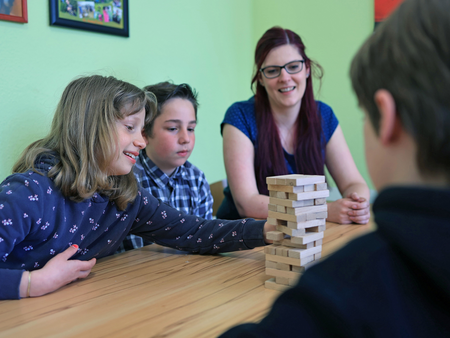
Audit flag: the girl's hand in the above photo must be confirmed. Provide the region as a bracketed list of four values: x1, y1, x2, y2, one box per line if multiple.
[327, 192, 370, 225]
[263, 222, 277, 244]
[28, 245, 96, 297]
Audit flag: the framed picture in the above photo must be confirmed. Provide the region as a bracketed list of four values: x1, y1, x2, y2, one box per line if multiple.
[375, 0, 404, 28]
[0, 0, 28, 23]
[49, 0, 129, 37]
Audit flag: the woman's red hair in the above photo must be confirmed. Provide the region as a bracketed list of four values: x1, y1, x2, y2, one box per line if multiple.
[252, 27, 325, 195]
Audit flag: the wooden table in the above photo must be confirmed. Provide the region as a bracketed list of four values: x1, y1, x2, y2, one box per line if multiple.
[0, 221, 374, 338]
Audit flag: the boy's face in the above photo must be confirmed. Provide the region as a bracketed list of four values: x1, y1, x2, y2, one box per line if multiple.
[145, 98, 196, 176]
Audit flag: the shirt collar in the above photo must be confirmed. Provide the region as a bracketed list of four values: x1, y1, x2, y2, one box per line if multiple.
[138, 151, 185, 186]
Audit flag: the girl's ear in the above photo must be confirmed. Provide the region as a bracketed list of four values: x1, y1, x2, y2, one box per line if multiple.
[374, 89, 401, 145]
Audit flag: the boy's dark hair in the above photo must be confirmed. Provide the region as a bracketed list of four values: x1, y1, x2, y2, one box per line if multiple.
[143, 82, 198, 137]
[350, 0, 450, 183]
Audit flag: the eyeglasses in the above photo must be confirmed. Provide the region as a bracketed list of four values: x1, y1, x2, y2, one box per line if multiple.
[260, 60, 305, 79]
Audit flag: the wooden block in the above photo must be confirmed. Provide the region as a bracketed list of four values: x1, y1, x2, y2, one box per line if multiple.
[282, 238, 313, 249]
[306, 225, 326, 232]
[306, 211, 328, 221]
[314, 239, 323, 246]
[284, 204, 327, 216]
[266, 177, 279, 185]
[287, 218, 326, 230]
[276, 225, 306, 237]
[269, 191, 278, 197]
[269, 197, 315, 208]
[288, 278, 298, 286]
[266, 253, 315, 267]
[314, 252, 322, 260]
[267, 231, 284, 241]
[304, 184, 315, 192]
[292, 261, 317, 273]
[264, 246, 276, 255]
[266, 174, 325, 186]
[265, 260, 278, 269]
[276, 205, 287, 213]
[268, 184, 304, 193]
[288, 245, 322, 259]
[275, 246, 289, 257]
[276, 262, 291, 271]
[269, 207, 326, 223]
[267, 218, 288, 226]
[290, 232, 324, 245]
[288, 190, 330, 201]
[265, 278, 289, 291]
[315, 183, 328, 191]
[268, 203, 277, 212]
[266, 268, 301, 280]
[276, 191, 288, 199]
[314, 198, 327, 205]
[291, 265, 305, 273]
[276, 276, 290, 285]
[285, 201, 314, 214]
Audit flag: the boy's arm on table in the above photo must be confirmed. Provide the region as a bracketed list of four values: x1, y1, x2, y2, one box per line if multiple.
[222, 124, 269, 219]
[325, 126, 371, 224]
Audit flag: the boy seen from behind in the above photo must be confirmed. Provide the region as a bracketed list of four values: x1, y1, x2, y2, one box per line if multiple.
[117, 82, 213, 252]
[219, 0, 450, 336]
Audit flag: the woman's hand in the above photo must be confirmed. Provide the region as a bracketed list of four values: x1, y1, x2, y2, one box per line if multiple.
[327, 192, 370, 224]
[23, 245, 96, 298]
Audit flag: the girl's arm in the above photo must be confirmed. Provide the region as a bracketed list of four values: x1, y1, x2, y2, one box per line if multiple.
[325, 126, 371, 224]
[0, 175, 96, 300]
[222, 124, 269, 218]
[131, 189, 273, 254]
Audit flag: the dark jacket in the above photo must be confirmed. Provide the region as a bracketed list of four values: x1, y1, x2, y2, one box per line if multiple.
[220, 187, 450, 337]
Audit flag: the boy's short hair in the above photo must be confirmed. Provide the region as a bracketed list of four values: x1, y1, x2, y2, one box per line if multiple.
[350, 0, 450, 183]
[143, 82, 198, 137]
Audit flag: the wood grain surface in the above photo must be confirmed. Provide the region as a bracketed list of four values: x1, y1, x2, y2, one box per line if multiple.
[0, 221, 374, 338]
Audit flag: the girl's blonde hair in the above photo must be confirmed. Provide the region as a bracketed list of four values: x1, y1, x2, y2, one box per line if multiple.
[13, 75, 157, 210]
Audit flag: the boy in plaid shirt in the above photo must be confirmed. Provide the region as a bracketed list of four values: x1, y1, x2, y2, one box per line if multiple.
[117, 82, 213, 252]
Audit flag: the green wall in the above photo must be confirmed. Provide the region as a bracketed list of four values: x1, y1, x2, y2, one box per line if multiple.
[0, 0, 374, 188]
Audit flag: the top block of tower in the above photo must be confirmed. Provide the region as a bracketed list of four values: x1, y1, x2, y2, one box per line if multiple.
[266, 174, 325, 187]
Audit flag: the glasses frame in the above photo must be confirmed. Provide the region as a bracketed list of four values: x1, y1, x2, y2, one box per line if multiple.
[260, 60, 305, 79]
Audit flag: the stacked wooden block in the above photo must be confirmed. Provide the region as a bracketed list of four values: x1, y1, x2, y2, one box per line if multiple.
[264, 174, 329, 291]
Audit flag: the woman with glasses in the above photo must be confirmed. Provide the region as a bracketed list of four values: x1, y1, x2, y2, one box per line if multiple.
[216, 26, 370, 224]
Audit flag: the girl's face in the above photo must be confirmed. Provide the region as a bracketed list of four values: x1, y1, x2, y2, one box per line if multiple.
[145, 98, 197, 176]
[109, 108, 147, 176]
[259, 44, 309, 114]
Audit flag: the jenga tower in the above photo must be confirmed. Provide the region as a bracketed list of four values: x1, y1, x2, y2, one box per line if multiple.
[264, 174, 329, 291]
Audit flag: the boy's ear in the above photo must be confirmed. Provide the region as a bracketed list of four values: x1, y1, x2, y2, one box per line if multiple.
[374, 89, 401, 146]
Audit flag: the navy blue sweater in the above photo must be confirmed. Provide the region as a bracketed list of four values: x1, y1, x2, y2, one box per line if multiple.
[219, 186, 450, 337]
[0, 158, 265, 300]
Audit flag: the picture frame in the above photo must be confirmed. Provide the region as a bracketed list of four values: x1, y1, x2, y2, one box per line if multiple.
[0, 0, 28, 23]
[49, 0, 129, 37]
[375, 0, 404, 29]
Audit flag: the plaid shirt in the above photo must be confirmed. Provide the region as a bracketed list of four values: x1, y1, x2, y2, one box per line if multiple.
[116, 151, 214, 252]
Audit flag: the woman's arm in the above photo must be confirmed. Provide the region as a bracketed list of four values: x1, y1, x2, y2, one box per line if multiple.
[325, 126, 371, 224]
[222, 124, 269, 219]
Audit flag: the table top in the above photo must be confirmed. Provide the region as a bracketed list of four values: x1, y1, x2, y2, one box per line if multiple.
[0, 221, 374, 338]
